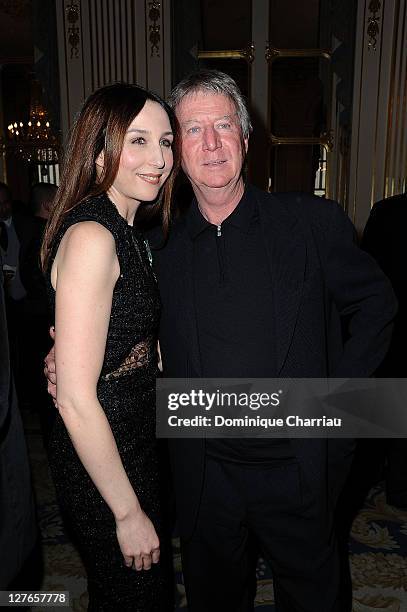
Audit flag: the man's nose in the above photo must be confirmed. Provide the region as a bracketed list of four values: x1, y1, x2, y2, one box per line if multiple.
[202, 126, 221, 151]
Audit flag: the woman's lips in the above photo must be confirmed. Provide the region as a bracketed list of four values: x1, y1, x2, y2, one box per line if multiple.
[136, 174, 162, 184]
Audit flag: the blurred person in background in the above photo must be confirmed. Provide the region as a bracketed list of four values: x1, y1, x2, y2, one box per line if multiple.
[0, 260, 38, 589]
[30, 182, 57, 224]
[17, 183, 59, 439]
[362, 192, 407, 508]
[0, 181, 37, 406]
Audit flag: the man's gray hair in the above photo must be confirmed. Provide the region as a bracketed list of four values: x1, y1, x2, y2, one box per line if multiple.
[168, 69, 252, 139]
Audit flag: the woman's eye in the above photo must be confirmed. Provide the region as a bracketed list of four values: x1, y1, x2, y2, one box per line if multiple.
[160, 138, 173, 148]
[131, 137, 146, 145]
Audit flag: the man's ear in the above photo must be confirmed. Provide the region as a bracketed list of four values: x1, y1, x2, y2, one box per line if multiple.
[244, 137, 249, 154]
[95, 150, 105, 170]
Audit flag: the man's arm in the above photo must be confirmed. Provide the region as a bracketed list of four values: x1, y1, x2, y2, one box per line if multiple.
[0, 268, 10, 433]
[320, 201, 397, 377]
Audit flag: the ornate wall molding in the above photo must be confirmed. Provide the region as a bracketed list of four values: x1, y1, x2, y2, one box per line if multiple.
[55, 0, 172, 138]
[367, 0, 381, 50]
[148, 1, 161, 57]
[349, 0, 407, 232]
[66, 0, 80, 59]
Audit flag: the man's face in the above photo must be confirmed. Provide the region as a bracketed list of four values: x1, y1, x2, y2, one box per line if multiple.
[0, 188, 12, 221]
[175, 92, 248, 192]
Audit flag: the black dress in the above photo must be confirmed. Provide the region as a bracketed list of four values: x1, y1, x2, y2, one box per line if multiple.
[46, 194, 165, 610]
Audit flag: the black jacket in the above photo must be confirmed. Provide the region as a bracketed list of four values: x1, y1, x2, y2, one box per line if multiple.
[362, 193, 407, 375]
[0, 266, 37, 586]
[151, 186, 397, 539]
[13, 212, 48, 315]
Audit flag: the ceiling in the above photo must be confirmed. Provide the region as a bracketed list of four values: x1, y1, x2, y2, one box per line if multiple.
[0, 0, 33, 64]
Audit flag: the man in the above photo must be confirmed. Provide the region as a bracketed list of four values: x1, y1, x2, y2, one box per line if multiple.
[22, 183, 57, 307]
[0, 262, 38, 588]
[30, 181, 57, 222]
[361, 193, 407, 508]
[0, 183, 49, 407]
[0, 182, 32, 305]
[362, 192, 406, 378]
[0, 182, 38, 404]
[19, 183, 58, 431]
[152, 71, 396, 611]
[46, 71, 396, 611]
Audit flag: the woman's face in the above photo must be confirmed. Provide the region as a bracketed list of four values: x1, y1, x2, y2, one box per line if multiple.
[107, 100, 174, 207]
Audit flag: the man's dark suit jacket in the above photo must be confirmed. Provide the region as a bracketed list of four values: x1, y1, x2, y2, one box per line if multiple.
[361, 193, 407, 375]
[361, 193, 407, 506]
[12, 211, 37, 266]
[12, 212, 47, 313]
[0, 267, 37, 586]
[151, 185, 396, 540]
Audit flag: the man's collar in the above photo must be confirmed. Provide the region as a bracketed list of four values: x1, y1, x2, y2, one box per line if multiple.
[186, 185, 255, 239]
[186, 198, 210, 239]
[225, 186, 256, 232]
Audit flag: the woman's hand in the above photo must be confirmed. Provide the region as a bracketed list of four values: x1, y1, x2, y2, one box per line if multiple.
[116, 508, 160, 571]
[44, 327, 57, 402]
[157, 340, 163, 372]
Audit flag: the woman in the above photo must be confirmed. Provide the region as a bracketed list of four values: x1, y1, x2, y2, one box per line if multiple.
[41, 83, 179, 610]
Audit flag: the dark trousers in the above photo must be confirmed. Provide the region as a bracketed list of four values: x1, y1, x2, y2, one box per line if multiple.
[181, 457, 343, 612]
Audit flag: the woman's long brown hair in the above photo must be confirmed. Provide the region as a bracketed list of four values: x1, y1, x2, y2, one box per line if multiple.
[41, 82, 180, 270]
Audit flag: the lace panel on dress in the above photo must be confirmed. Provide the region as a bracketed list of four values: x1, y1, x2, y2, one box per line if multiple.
[102, 336, 154, 380]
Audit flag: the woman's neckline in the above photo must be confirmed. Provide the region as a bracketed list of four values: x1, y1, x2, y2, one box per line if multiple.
[103, 192, 137, 229]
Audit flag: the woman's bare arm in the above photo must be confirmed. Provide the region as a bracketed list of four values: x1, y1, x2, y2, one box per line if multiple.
[52, 221, 159, 570]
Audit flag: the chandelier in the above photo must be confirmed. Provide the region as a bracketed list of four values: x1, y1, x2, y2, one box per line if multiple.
[5, 79, 60, 164]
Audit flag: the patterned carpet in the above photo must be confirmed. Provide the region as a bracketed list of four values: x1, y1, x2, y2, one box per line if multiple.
[23, 410, 407, 611]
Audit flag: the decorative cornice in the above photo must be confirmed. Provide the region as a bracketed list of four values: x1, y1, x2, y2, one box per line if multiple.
[66, 0, 80, 60]
[148, 1, 160, 57]
[367, 0, 381, 51]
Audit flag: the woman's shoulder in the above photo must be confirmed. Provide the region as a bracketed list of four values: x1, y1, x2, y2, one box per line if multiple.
[49, 193, 121, 262]
[48, 206, 118, 294]
[59, 192, 128, 244]
[57, 221, 117, 278]
[62, 218, 115, 248]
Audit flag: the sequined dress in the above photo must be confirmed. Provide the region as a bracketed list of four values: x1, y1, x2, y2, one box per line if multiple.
[46, 194, 165, 611]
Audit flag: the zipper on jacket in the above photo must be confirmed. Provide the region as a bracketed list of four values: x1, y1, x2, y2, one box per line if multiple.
[215, 224, 225, 284]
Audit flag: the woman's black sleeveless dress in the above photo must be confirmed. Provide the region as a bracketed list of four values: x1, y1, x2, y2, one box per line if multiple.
[46, 194, 165, 611]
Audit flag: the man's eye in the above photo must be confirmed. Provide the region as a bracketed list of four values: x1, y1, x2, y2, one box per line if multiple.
[160, 138, 173, 148]
[131, 137, 146, 145]
[217, 123, 231, 129]
[187, 126, 200, 134]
